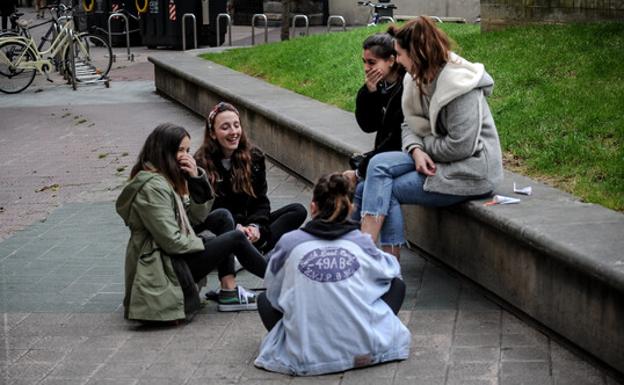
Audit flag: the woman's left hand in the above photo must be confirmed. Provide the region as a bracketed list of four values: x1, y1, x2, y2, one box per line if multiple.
[411, 148, 436, 176]
[242, 225, 261, 243]
[178, 153, 198, 177]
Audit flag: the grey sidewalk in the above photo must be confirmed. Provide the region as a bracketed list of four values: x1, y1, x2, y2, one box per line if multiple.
[1, 13, 622, 384]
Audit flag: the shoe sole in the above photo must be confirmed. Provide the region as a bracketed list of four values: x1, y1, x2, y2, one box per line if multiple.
[217, 303, 258, 312]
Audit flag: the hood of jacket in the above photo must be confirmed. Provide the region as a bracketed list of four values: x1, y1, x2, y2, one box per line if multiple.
[116, 170, 162, 226]
[429, 52, 494, 136]
[301, 219, 360, 240]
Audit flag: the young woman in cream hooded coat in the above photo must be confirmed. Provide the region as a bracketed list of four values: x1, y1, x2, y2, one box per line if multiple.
[359, 17, 504, 251]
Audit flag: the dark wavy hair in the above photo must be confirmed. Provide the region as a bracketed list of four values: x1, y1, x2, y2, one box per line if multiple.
[312, 173, 353, 223]
[130, 123, 190, 196]
[362, 32, 405, 78]
[388, 17, 451, 94]
[194, 102, 256, 198]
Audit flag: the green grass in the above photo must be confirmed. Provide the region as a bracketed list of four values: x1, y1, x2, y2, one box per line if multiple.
[201, 23, 624, 211]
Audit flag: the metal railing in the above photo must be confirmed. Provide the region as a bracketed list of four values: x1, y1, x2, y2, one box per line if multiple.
[216, 13, 232, 46]
[182, 13, 197, 50]
[291, 14, 309, 37]
[107, 12, 133, 62]
[326, 15, 346, 32]
[251, 13, 268, 45]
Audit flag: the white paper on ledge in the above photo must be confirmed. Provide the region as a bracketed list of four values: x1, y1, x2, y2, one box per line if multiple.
[513, 182, 532, 195]
[485, 195, 521, 206]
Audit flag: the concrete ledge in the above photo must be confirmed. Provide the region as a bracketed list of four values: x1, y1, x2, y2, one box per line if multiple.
[149, 52, 624, 374]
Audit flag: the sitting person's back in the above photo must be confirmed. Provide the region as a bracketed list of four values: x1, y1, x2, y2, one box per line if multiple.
[254, 173, 411, 376]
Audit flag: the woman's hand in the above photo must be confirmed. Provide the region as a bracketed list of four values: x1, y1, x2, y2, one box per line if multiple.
[237, 224, 261, 243]
[178, 153, 198, 177]
[342, 169, 358, 189]
[411, 148, 436, 176]
[365, 67, 384, 93]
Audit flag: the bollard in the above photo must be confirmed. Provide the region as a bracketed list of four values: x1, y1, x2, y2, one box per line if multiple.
[291, 14, 309, 38]
[326, 15, 346, 32]
[182, 13, 197, 50]
[216, 13, 232, 46]
[251, 13, 268, 46]
[107, 12, 133, 61]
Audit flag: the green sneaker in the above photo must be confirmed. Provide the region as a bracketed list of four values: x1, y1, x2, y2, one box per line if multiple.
[217, 286, 258, 312]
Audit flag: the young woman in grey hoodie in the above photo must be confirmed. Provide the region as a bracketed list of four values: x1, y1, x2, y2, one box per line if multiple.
[359, 17, 504, 256]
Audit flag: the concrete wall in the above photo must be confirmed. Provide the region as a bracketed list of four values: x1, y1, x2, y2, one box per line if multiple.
[329, 0, 480, 25]
[481, 0, 624, 30]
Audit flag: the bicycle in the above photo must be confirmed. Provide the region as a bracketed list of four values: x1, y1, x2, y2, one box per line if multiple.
[0, 5, 112, 94]
[357, 1, 397, 26]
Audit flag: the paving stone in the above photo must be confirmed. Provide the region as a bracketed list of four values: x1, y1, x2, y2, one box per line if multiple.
[500, 361, 550, 378]
[501, 346, 549, 362]
[454, 333, 500, 348]
[500, 376, 554, 385]
[15, 348, 67, 364]
[85, 378, 139, 385]
[392, 376, 445, 385]
[447, 362, 498, 381]
[48, 361, 101, 378]
[394, 359, 447, 378]
[501, 332, 548, 348]
[447, 379, 498, 385]
[38, 378, 88, 385]
[451, 347, 500, 363]
[93, 362, 147, 378]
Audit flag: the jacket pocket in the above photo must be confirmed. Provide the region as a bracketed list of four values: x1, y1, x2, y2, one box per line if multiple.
[128, 248, 184, 321]
[441, 150, 488, 181]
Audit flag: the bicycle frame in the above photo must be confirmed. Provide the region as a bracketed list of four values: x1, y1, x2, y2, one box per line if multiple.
[0, 18, 76, 75]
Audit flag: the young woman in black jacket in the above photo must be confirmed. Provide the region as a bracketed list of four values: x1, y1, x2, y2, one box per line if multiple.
[195, 102, 307, 255]
[343, 33, 405, 258]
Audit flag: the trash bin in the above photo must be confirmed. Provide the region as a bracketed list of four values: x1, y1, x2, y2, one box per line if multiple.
[140, 0, 226, 49]
[84, 0, 110, 39]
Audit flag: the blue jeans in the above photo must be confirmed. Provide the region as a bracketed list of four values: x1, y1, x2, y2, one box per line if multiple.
[359, 151, 471, 246]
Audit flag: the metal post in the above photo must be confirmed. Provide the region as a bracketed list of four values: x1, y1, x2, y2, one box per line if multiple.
[182, 13, 197, 50]
[216, 13, 232, 46]
[326, 15, 346, 32]
[251, 14, 268, 46]
[107, 12, 133, 61]
[291, 14, 309, 38]
[377, 16, 395, 23]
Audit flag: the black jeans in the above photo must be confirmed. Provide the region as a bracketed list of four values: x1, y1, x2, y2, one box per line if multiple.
[256, 203, 307, 254]
[180, 208, 268, 282]
[258, 277, 406, 331]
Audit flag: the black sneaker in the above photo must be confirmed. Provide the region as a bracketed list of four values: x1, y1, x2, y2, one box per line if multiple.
[217, 286, 258, 312]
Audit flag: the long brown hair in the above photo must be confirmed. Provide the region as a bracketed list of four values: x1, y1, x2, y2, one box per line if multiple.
[130, 123, 190, 196]
[194, 102, 256, 198]
[388, 17, 451, 94]
[312, 173, 353, 223]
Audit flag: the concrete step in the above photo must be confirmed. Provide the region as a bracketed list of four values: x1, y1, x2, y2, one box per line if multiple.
[148, 51, 624, 375]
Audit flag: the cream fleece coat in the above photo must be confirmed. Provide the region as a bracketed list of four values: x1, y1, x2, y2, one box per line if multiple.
[400, 52, 503, 196]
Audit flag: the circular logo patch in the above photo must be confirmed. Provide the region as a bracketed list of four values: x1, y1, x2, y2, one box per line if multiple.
[298, 247, 360, 283]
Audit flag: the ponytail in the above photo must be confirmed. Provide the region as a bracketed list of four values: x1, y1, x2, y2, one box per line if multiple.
[312, 173, 353, 223]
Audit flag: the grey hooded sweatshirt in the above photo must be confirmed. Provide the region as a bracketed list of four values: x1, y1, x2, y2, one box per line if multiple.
[401, 52, 504, 196]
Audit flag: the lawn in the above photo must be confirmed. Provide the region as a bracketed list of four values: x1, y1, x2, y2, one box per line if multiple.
[201, 22, 624, 211]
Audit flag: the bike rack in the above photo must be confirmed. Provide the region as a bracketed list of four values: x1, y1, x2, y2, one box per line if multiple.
[377, 16, 395, 23]
[182, 13, 197, 50]
[291, 14, 309, 38]
[430, 16, 443, 23]
[216, 13, 232, 46]
[251, 14, 268, 46]
[326, 15, 346, 32]
[107, 12, 134, 62]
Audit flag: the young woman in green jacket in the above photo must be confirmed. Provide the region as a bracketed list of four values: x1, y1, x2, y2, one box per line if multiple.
[116, 123, 268, 322]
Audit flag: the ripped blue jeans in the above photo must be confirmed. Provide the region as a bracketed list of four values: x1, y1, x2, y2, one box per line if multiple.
[356, 151, 470, 246]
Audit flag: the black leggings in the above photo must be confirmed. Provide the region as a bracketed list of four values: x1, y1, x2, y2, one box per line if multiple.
[257, 277, 406, 331]
[256, 203, 307, 254]
[180, 209, 268, 282]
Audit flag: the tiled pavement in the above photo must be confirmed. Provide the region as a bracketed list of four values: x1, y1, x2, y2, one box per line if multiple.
[1, 10, 622, 385]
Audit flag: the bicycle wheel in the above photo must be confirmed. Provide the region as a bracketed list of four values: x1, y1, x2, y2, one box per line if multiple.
[63, 33, 112, 82]
[0, 40, 37, 94]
